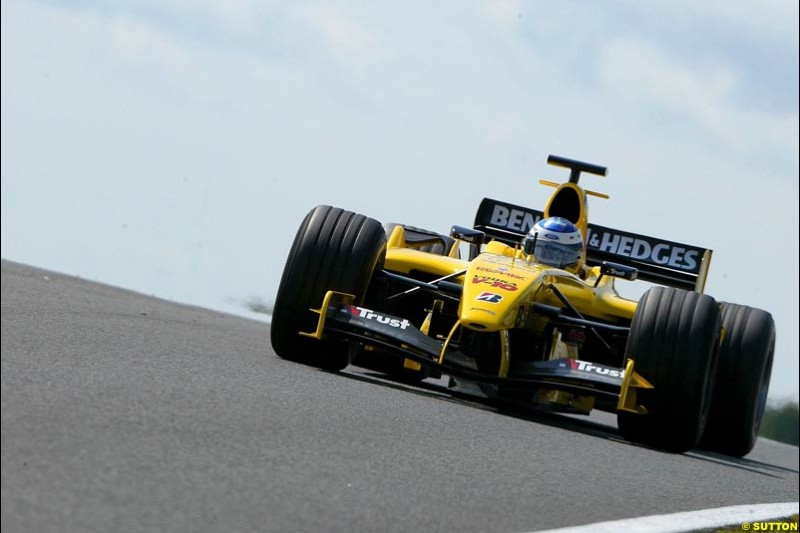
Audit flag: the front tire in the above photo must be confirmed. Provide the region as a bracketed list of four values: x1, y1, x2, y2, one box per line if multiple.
[271, 205, 386, 371]
[699, 303, 775, 457]
[618, 287, 721, 453]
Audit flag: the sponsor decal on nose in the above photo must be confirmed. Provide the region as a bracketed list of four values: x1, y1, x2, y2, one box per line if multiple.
[472, 275, 518, 291]
[476, 292, 503, 303]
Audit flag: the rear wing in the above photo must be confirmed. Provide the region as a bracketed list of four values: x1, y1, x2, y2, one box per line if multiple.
[474, 198, 713, 292]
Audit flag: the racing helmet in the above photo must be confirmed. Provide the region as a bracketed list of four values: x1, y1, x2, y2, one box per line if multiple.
[528, 217, 583, 268]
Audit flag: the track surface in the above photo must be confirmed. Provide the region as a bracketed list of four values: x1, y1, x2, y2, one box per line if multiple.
[2, 260, 797, 533]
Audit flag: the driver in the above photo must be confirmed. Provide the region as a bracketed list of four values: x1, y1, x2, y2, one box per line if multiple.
[527, 217, 584, 269]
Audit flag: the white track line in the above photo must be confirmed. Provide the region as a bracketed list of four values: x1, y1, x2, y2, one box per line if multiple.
[532, 502, 799, 533]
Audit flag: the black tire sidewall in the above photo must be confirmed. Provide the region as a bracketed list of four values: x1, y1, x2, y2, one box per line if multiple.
[700, 303, 775, 456]
[271, 206, 386, 370]
[618, 287, 721, 453]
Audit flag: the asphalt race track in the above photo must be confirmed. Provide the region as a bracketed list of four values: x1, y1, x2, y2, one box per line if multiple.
[2, 260, 797, 533]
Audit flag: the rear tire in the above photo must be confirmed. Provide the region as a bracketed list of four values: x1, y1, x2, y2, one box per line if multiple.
[617, 287, 721, 453]
[271, 205, 386, 371]
[699, 303, 775, 457]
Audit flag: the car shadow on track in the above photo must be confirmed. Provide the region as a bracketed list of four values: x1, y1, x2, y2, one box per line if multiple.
[687, 451, 798, 477]
[334, 367, 798, 479]
[338, 368, 628, 443]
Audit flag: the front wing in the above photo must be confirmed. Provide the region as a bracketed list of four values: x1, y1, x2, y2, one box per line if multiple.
[301, 291, 653, 414]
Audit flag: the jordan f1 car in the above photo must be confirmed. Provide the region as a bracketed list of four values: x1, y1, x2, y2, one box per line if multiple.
[270, 155, 775, 455]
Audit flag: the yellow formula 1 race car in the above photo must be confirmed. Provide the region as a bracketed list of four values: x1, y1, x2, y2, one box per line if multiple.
[270, 155, 775, 456]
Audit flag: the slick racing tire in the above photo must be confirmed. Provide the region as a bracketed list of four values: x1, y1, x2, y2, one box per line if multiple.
[617, 287, 721, 453]
[271, 205, 386, 371]
[699, 303, 775, 457]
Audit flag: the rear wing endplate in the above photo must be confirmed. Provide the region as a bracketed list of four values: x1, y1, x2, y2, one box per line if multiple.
[474, 198, 713, 292]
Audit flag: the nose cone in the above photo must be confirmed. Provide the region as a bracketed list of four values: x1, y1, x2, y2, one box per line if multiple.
[460, 250, 556, 332]
[460, 280, 518, 331]
[459, 305, 507, 332]
[461, 259, 536, 332]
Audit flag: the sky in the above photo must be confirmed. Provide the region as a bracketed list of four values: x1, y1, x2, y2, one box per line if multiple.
[1, 0, 798, 400]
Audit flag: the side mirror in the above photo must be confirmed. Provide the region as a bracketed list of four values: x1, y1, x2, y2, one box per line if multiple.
[595, 261, 638, 286]
[522, 234, 538, 256]
[450, 225, 486, 245]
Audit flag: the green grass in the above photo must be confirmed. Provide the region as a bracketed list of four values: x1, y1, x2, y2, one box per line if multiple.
[759, 400, 799, 446]
[243, 296, 273, 315]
